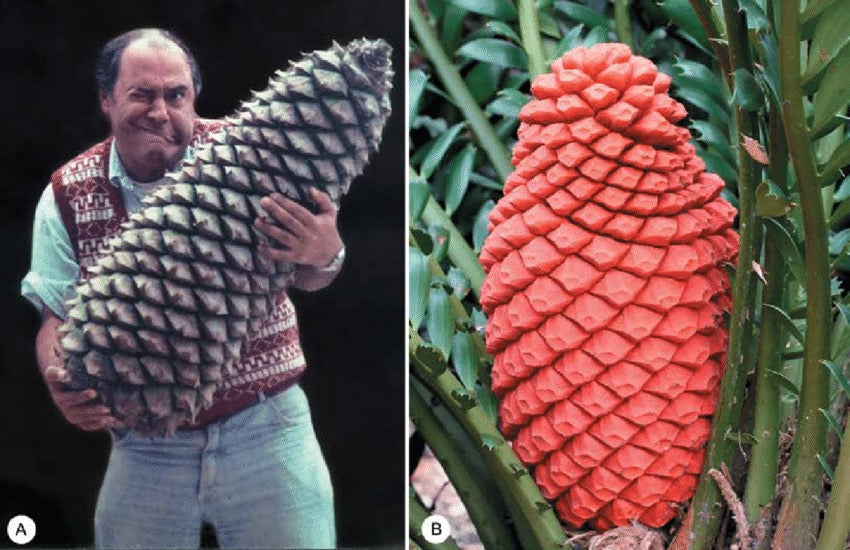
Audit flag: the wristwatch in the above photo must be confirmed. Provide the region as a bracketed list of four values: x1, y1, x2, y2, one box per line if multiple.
[316, 245, 346, 273]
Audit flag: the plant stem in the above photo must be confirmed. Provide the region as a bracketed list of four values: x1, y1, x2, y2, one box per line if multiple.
[410, 332, 566, 549]
[410, 0, 514, 181]
[613, 0, 634, 49]
[410, 378, 517, 548]
[743, 236, 785, 524]
[421, 196, 486, 297]
[409, 491, 461, 550]
[517, 0, 547, 79]
[743, 100, 790, 530]
[688, 0, 732, 88]
[773, 1, 833, 548]
[816, 414, 850, 549]
[688, 1, 761, 547]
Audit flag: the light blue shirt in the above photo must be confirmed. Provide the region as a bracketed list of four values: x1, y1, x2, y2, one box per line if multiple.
[21, 141, 193, 318]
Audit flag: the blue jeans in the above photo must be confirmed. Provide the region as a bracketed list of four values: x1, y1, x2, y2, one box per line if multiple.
[94, 385, 335, 549]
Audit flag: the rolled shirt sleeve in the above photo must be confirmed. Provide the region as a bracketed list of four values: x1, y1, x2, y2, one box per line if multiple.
[20, 184, 80, 319]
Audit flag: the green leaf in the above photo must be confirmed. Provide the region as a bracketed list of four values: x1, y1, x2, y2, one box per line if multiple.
[820, 408, 844, 441]
[419, 123, 464, 180]
[414, 342, 447, 376]
[802, 1, 850, 87]
[673, 59, 726, 105]
[409, 247, 430, 331]
[811, 45, 850, 138]
[464, 62, 501, 106]
[537, 7, 561, 39]
[740, 0, 769, 30]
[452, 332, 479, 390]
[428, 223, 450, 263]
[409, 69, 429, 122]
[756, 181, 795, 218]
[640, 28, 669, 57]
[486, 88, 531, 118]
[556, 24, 585, 56]
[553, 1, 611, 29]
[445, 145, 476, 215]
[446, 266, 471, 299]
[690, 120, 734, 164]
[471, 307, 488, 333]
[677, 88, 731, 125]
[472, 199, 495, 251]
[409, 178, 430, 222]
[763, 304, 805, 345]
[475, 385, 499, 425]
[411, 228, 434, 255]
[447, 0, 517, 20]
[456, 38, 528, 69]
[823, 359, 850, 396]
[426, 286, 454, 359]
[485, 20, 521, 43]
[583, 26, 612, 47]
[769, 370, 800, 396]
[731, 68, 764, 112]
[802, 0, 841, 35]
[764, 218, 807, 286]
[829, 228, 850, 257]
[818, 453, 836, 481]
[469, 172, 503, 191]
[655, 0, 710, 48]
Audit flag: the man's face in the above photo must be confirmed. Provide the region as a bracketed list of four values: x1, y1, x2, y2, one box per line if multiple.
[100, 39, 196, 182]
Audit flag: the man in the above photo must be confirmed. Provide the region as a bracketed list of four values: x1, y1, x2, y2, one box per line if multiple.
[21, 28, 342, 548]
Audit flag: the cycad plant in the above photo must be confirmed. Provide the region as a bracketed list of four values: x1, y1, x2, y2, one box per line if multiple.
[409, 1, 850, 548]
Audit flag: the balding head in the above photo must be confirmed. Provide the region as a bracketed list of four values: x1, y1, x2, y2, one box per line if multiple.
[95, 28, 202, 97]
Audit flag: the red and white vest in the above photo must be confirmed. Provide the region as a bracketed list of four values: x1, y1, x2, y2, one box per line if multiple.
[50, 119, 306, 426]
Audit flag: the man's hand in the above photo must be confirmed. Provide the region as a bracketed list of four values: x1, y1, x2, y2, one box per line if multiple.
[43, 365, 121, 432]
[254, 188, 344, 268]
[37, 309, 121, 432]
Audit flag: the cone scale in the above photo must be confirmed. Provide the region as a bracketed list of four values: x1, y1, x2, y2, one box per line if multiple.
[479, 43, 738, 530]
[58, 38, 393, 437]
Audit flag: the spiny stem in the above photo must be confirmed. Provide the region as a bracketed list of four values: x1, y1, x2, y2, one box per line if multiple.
[410, 378, 516, 548]
[410, 0, 514, 181]
[688, 1, 761, 547]
[614, 0, 634, 49]
[518, 0, 547, 79]
[773, 0, 832, 547]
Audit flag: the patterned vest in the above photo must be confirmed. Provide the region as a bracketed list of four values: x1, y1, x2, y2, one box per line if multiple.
[50, 119, 306, 426]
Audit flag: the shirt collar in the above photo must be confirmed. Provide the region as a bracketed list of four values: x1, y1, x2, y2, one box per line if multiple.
[108, 139, 194, 190]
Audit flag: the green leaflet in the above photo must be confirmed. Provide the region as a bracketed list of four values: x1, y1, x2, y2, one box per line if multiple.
[456, 38, 529, 69]
[447, 0, 517, 20]
[409, 247, 430, 331]
[427, 286, 455, 359]
[445, 145, 477, 215]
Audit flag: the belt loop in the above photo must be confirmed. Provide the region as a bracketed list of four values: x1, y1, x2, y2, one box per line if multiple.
[257, 391, 266, 403]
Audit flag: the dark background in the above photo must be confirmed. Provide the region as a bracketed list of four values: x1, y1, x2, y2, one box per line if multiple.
[0, 1, 404, 547]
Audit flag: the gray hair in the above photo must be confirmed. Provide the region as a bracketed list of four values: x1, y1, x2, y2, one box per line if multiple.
[95, 28, 202, 96]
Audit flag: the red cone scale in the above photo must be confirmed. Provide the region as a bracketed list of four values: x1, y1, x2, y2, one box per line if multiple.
[479, 43, 739, 530]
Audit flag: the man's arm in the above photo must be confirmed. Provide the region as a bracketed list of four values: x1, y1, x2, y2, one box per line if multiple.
[37, 308, 119, 432]
[254, 188, 345, 292]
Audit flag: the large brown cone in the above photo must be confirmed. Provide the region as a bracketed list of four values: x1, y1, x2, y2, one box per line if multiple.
[478, 43, 738, 530]
[59, 38, 393, 437]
